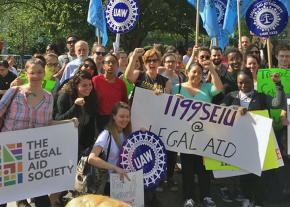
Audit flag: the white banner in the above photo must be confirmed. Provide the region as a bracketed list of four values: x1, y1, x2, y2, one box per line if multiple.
[110, 170, 144, 207]
[0, 123, 78, 204]
[287, 98, 290, 155]
[213, 128, 284, 178]
[131, 87, 273, 176]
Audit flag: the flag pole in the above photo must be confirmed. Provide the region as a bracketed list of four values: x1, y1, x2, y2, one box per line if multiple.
[267, 38, 272, 68]
[97, 29, 101, 45]
[215, 36, 219, 48]
[195, 0, 200, 46]
[237, 0, 242, 51]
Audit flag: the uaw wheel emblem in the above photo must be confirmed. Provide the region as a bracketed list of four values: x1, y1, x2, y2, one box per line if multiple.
[105, 0, 139, 34]
[246, 0, 288, 37]
[214, 0, 226, 27]
[119, 131, 167, 189]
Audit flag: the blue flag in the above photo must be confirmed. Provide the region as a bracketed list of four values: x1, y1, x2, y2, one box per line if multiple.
[223, 0, 252, 36]
[87, 0, 108, 46]
[187, 0, 219, 38]
[280, 0, 290, 17]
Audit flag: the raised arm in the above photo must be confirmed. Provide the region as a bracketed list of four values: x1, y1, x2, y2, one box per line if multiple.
[125, 48, 144, 84]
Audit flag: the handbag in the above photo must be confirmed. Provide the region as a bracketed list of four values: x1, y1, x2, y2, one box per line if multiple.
[75, 132, 112, 194]
[0, 87, 19, 130]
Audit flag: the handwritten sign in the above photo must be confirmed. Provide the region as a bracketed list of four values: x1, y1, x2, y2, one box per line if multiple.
[0, 123, 78, 204]
[110, 170, 144, 207]
[131, 87, 273, 176]
[257, 68, 290, 130]
[287, 98, 290, 155]
[212, 129, 284, 178]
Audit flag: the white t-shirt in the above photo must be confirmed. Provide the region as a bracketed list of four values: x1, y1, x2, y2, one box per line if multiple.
[94, 129, 125, 171]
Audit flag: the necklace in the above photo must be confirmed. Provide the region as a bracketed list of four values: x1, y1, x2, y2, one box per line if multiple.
[26, 92, 37, 98]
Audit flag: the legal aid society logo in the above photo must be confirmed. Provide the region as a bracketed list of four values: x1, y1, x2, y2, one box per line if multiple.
[0, 143, 23, 188]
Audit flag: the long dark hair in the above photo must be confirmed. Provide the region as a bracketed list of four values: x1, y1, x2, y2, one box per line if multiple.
[60, 70, 97, 114]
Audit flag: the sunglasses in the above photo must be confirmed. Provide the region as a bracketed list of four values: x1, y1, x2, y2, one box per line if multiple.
[199, 55, 210, 60]
[146, 59, 159, 64]
[95, 52, 106, 56]
[67, 40, 77, 44]
[104, 60, 117, 65]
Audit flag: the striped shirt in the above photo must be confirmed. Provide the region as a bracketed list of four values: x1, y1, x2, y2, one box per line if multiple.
[0, 87, 53, 132]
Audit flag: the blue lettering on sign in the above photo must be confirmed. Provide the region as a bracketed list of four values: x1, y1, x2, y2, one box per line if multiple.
[113, 3, 129, 23]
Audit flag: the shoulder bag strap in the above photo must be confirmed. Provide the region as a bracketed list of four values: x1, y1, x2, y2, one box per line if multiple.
[105, 132, 112, 161]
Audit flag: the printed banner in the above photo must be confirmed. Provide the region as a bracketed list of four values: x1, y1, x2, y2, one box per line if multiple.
[110, 170, 144, 207]
[0, 123, 78, 204]
[257, 68, 290, 130]
[287, 99, 290, 155]
[212, 128, 284, 178]
[131, 87, 273, 176]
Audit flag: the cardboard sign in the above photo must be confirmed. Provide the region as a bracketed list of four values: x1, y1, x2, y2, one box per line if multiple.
[110, 170, 144, 207]
[131, 87, 273, 176]
[257, 68, 290, 130]
[0, 123, 78, 204]
[212, 128, 284, 178]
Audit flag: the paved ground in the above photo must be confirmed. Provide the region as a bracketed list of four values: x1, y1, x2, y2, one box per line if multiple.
[6, 172, 290, 207]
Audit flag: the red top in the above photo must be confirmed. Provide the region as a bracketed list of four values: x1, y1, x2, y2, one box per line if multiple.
[92, 74, 128, 115]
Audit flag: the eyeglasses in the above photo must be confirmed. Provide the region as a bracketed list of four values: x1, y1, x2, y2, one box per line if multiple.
[83, 63, 93, 68]
[250, 50, 260, 54]
[95, 52, 106, 56]
[146, 59, 159, 64]
[67, 40, 77, 44]
[199, 55, 210, 60]
[104, 60, 117, 65]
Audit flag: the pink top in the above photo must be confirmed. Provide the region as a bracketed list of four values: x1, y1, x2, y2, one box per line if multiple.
[0, 87, 53, 132]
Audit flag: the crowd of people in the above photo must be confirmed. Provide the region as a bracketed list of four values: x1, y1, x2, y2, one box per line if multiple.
[0, 34, 290, 207]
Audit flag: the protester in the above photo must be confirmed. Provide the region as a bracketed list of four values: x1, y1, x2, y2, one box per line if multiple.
[211, 47, 227, 75]
[245, 44, 262, 66]
[183, 46, 193, 65]
[60, 40, 89, 84]
[88, 101, 131, 195]
[244, 54, 260, 89]
[222, 69, 285, 207]
[65, 194, 131, 207]
[5, 55, 18, 75]
[0, 58, 54, 207]
[0, 60, 17, 99]
[46, 44, 59, 55]
[92, 53, 128, 132]
[275, 44, 290, 69]
[117, 51, 128, 76]
[58, 35, 78, 68]
[91, 43, 106, 74]
[172, 61, 223, 207]
[125, 48, 171, 96]
[175, 54, 187, 83]
[240, 36, 250, 54]
[54, 70, 97, 156]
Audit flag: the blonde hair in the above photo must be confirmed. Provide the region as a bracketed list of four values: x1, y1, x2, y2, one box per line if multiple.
[65, 194, 131, 207]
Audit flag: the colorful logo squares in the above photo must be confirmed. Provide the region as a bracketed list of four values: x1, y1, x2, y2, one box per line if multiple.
[0, 143, 23, 187]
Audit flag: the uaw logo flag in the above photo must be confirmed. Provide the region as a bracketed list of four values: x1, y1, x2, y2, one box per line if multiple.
[119, 131, 167, 189]
[0, 143, 23, 188]
[246, 0, 288, 37]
